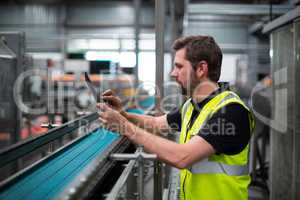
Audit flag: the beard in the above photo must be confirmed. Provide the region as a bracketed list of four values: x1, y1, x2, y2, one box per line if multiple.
[180, 74, 200, 97]
[181, 86, 187, 95]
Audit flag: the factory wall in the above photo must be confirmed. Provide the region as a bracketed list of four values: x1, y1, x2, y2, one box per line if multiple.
[295, 19, 300, 199]
[0, 5, 65, 52]
[0, 2, 157, 53]
[186, 17, 250, 53]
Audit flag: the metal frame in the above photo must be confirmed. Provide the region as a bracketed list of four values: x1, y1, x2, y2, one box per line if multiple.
[293, 18, 300, 200]
[134, 0, 141, 87]
[188, 4, 292, 16]
[57, 136, 130, 200]
[166, 167, 180, 200]
[0, 32, 25, 145]
[0, 39, 16, 59]
[109, 147, 157, 200]
[155, 0, 165, 102]
[154, 1, 165, 199]
[0, 112, 131, 200]
[105, 160, 136, 200]
[263, 6, 300, 33]
[265, 11, 300, 200]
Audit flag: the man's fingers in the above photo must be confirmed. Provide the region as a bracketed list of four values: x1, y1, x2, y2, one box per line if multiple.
[99, 117, 108, 124]
[102, 95, 118, 103]
[99, 117, 109, 130]
[97, 110, 104, 118]
[101, 89, 115, 96]
[96, 103, 109, 111]
[101, 89, 112, 96]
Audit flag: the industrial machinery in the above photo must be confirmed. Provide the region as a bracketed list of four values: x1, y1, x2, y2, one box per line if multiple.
[262, 5, 300, 200]
[0, 32, 25, 148]
[0, 112, 132, 200]
[0, 109, 174, 200]
[0, 31, 167, 200]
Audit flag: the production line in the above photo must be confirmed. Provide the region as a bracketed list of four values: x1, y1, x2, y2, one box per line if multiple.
[0, 31, 158, 199]
[0, 112, 132, 200]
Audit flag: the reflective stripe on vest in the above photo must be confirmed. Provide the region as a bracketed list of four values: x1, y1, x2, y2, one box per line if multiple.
[189, 158, 249, 176]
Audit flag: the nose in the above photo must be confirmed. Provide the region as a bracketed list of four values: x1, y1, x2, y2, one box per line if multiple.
[170, 67, 177, 78]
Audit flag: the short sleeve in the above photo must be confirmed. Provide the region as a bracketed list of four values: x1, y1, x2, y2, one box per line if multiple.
[166, 107, 182, 131]
[198, 103, 251, 155]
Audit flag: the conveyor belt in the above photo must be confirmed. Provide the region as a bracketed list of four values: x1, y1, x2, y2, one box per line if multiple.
[0, 128, 119, 200]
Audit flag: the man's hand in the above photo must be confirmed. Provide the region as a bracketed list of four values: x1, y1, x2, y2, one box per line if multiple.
[97, 103, 132, 136]
[101, 89, 123, 113]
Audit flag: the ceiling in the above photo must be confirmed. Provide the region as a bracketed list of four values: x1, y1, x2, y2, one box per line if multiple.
[0, 0, 289, 4]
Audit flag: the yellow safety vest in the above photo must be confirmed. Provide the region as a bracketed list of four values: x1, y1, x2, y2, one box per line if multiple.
[179, 90, 255, 200]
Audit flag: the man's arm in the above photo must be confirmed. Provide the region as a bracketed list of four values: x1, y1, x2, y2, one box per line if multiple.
[98, 103, 215, 169]
[101, 89, 170, 135]
[126, 124, 215, 169]
[122, 112, 170, 135]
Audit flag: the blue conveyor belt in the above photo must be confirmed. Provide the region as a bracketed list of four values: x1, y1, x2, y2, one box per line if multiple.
[0, 128, 119, 200]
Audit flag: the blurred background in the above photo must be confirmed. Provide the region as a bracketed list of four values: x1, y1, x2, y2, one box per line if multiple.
[0, 0, 299, 200]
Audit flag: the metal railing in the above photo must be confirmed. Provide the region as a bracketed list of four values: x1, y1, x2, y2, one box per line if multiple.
[107, 147, 163, 200]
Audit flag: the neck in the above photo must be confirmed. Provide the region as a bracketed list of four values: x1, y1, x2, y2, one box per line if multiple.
[192, 80, 219, 103]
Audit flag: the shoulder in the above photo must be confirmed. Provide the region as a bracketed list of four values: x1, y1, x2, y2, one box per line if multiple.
[213, 102, 250, 119]
[199, 103, 251, 155]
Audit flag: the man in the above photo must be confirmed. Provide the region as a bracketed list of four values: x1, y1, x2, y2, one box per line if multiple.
[97, 35, 255, 200]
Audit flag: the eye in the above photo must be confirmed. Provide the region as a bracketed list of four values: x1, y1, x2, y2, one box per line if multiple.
[175, 63, 183, 69]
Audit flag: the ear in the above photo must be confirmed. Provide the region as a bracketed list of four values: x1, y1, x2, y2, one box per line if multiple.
[195, 61, 208, 79]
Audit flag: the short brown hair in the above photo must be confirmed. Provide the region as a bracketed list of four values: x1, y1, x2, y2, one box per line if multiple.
[172, 35, 222, 82]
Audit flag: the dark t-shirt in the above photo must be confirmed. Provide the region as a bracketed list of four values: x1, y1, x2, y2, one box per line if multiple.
[167, 87, 251, 155]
